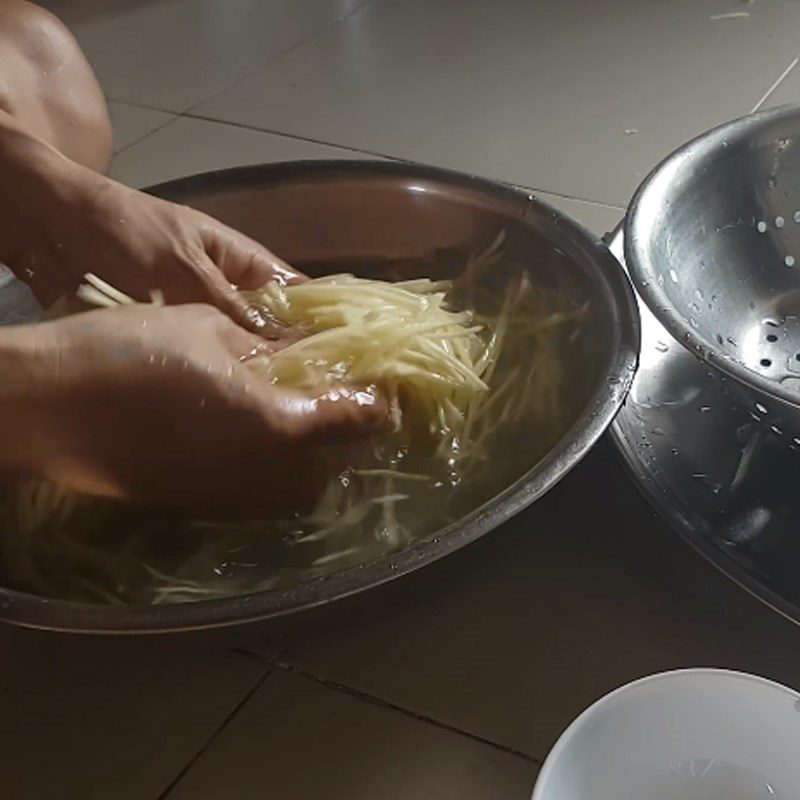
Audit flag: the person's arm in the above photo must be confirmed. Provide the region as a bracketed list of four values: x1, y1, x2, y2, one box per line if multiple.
[0, 306, 386, 514]
[0, 320, 47, 475]
[0, 107, 303, 333]
[0, 1, 303, 333]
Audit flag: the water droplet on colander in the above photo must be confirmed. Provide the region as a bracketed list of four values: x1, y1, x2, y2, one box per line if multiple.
[690, 317, 699, 329]
[671, 448, 679, 456]
[669, 269, 679, 283]
[757, 220, 768, 233]
[694, 288, 704, 300]
[690, 302, 701, 313]
[786, 255, 796, 267]
[776, 215, 786, 228]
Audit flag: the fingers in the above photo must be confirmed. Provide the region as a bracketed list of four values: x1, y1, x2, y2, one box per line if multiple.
[198, 217, 307, 290]
[193, 254, 291, 337]
[215, 317, 278, 362]
[268, 386, 389, 443]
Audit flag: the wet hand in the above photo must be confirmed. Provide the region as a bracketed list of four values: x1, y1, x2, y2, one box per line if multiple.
[6, 160, 304, 334]
[13, 304, 387, 515]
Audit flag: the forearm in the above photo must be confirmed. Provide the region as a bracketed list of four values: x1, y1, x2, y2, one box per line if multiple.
[0, 324, 48, 472]
[0, 110, 84, 271]
[0, 0, 113, 279]
[0, 0, 112, 171]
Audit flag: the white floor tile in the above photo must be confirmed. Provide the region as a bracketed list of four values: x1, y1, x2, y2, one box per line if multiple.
[167, 667, 536, 800]
[257, 444, 800, 760]
[109, 116, 370, 188]
[109, 115, 622, 236]
[196, 0, 800, 206]
[41, 0, 370, 112]
[0, 627, 265, 799]
[108, 101, 176, 153]
[536, 195, 621, 238]
[758, 60, 800, 110]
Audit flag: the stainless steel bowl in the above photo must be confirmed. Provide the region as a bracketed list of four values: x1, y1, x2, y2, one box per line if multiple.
[0, 160, 638, 632]
[626, 104, 800, 442]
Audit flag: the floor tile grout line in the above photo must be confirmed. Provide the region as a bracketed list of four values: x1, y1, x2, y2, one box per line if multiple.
[180, 0, 381, 118]
[155, 665, 273, 800]
[275, 661, 543, 767]
[751, 55, 800, 113]
[173, 110, 625, 212]
[106, 0, 380, 117]
[106, 97, 181, 116]
[113, 114, 181, 158]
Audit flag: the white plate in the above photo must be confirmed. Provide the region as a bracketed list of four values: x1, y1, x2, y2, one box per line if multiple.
[532, 669, 800, 800]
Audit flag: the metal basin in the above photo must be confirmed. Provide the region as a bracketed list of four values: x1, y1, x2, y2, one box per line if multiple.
[0, 161, 638, 632]
[626, 104, 800, 443]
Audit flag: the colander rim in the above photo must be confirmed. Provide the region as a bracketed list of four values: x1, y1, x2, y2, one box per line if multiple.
[625, 103, 800, 413]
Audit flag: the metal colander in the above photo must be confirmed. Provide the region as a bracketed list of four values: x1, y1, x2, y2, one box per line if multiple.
[625, 104, 800, 442]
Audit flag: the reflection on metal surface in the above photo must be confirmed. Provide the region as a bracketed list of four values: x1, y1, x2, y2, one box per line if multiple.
[0, 160, 639, 632]
[611, 229, 800, 627]
[625, 103, 800, 440]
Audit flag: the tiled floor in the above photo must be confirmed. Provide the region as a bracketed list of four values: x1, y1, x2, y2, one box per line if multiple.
[6, 1, 800, 797]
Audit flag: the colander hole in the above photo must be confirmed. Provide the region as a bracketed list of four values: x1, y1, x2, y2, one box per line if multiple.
[756, 403, 768, 414]
[765, 319, 780, 327]
[777, 216, 786, 228]
[767, 334, 778, 342]
[716, 333, 724, 345]
[760, 358, 772, 367]
[796, 353, 800, 361]
[757, 220, 768, 233]
[787, 255, 796, 268]
[669, 269, 679, 283]
[795, 211, 800, 224]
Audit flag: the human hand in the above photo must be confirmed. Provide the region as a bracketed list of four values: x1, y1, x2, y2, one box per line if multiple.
[6, 304, 386, 515]
[1, 146, 303, 333]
